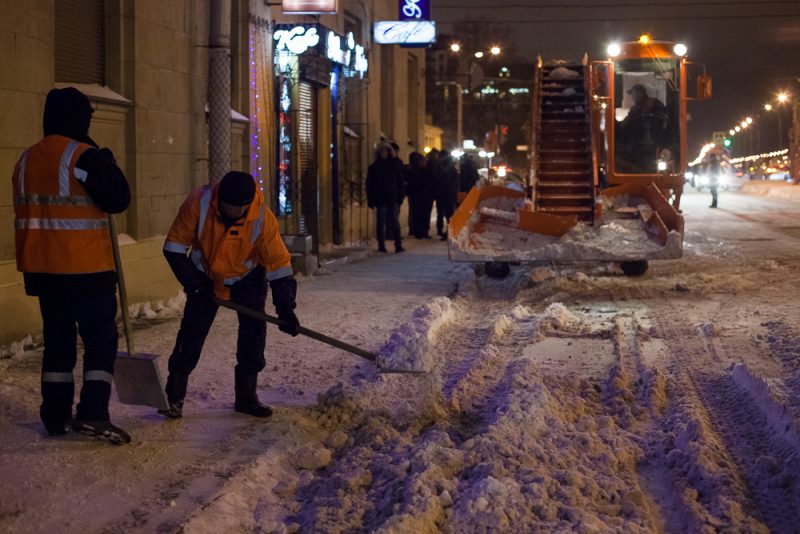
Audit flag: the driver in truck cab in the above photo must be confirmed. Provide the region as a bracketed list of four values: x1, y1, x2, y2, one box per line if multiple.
[618, 84, 668, 172]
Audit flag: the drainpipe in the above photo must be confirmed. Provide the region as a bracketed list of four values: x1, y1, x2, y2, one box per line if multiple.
[208, 0, 231, 184]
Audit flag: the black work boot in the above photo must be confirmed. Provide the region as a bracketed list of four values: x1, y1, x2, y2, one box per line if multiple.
[159, 373, 188, 419]
[234, 373, 273, 418]
[71, 419, 132, 445]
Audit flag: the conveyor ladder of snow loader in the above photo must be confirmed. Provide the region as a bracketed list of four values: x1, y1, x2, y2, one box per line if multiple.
[534, 63, 595, 221]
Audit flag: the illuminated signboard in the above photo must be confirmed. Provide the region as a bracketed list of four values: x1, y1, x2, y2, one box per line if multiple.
[274, 26, 320, 54]
[399, 0, 429, 20]
[374, 21, 435, 45]
[282, 0, 337, 15]
[274, 25, 368, 78]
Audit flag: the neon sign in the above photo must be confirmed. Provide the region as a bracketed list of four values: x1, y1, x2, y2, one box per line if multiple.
[274, 26, 320, 55]
[275, 25, 368, 78]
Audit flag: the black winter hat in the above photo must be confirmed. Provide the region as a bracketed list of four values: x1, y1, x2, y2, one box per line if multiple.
[218, 171, 257, 206]
[43, 87, 94, 140]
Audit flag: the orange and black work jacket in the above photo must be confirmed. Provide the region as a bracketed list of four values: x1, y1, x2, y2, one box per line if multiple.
[164, 183, 294, 301]
[13, 136, 130, 281]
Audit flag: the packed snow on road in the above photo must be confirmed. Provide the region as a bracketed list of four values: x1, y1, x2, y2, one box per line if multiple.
[2, 189, 800, 533]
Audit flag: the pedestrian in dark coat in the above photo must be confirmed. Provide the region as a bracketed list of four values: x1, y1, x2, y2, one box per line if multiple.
[407, 151, 433, 238]
[388, 141, 406, 240]
[12, 87, 132, 444]
[459, 154, 480, 193]
[366, 143, 405, 253]
[433, 152, 460, 239]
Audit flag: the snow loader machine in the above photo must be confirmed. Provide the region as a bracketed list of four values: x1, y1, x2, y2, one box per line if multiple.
[449, 36, 712, 276]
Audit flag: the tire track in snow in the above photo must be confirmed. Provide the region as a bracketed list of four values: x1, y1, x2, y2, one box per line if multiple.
[592, 302, 690, 534]
[441, 303, 536, 430]
[653, 312, 792, 532]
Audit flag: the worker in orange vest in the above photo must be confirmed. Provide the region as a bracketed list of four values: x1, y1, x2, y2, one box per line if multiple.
[160, 171, 300, 419]
[12, 87, 131, 445]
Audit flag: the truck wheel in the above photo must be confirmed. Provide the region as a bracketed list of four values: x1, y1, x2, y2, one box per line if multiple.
[620, 261, 648, 276]
[485, 261, 511, 279]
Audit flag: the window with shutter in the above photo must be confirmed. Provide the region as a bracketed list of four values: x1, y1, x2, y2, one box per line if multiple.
[55, 0, 105, 84]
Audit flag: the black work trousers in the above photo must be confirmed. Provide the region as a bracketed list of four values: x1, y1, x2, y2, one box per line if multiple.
[166, 270, 268, 399]
[38, 291, 118, 425]
[375, 204, 402, 251]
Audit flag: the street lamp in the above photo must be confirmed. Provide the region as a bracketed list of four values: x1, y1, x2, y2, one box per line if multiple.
[474, 51, 484, 58]
[450, 42, 461, 53]
[490, 46, 501, 56]
[764, 103, 772, 111]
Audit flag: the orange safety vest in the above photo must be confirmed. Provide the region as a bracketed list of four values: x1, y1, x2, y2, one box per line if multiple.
[13, 135, 114, 274]
[164, 182, 293, 300]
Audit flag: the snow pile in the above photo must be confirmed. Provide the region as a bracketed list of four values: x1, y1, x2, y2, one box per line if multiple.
[546, 67, 580, 80]
[0, 334, 37, 360]
[128, 291, 186, 322]
[376, 297, 455, 373]
[541, 302, 582, 331]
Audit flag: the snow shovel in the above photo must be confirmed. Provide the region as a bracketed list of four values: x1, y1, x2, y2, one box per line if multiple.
[215, 298, 426, 374]
[108, 215, 170, 410]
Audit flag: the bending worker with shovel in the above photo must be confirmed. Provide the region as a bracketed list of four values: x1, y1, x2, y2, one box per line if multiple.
[161, 171, 300, 419]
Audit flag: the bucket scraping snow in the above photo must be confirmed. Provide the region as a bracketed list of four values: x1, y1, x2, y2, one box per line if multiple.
[448, 183, 683, 263]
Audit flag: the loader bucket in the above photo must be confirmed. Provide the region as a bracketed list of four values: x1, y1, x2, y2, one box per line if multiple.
[600, 183, 684, 246]
[450, 184, 578, 244]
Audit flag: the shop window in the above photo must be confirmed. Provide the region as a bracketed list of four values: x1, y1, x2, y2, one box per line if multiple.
[55, 0, 105, 84]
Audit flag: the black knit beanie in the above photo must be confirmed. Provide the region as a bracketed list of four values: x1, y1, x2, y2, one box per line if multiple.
[218, 171, 256, 206]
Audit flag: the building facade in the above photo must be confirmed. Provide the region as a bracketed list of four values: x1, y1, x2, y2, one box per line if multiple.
[0, 0, 425, 345]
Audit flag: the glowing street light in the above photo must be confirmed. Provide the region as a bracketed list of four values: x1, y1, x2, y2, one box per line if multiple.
[474, 51, 484, 58]
[764, 103, 773, 111]
[490, 46, 501, 56]
[450, 42, 461, 53]
[735, 126, 741, 132]
[746, 117, 753, 124]
[729, 129, 735, 135]
[778, 92, 789, 104]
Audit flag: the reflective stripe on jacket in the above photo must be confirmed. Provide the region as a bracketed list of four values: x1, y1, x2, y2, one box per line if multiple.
[13, 135, 114, 274]
[164, 181, 293, 299]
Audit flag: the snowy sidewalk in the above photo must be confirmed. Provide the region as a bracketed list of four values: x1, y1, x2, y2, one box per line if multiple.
[0, 237, 462, 533]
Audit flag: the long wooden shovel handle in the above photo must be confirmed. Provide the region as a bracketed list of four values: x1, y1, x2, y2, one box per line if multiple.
[108, 214, 134, 355]
[215, 298, 378, 363]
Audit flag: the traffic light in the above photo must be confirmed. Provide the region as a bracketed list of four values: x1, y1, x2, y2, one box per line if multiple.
[722, 137, 732, 149]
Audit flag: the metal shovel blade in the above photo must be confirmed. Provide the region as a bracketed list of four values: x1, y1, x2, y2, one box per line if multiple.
[114, 352, 170, 410]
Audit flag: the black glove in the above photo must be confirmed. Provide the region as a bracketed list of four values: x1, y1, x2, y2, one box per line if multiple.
[277, 309, 300, 337]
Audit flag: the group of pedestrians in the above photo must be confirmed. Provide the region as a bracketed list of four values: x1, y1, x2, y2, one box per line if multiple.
[366, 142, 480, 251]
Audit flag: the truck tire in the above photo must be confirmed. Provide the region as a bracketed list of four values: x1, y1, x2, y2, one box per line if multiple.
[620, 260, 648, 276]
[485, 261, 511, 279]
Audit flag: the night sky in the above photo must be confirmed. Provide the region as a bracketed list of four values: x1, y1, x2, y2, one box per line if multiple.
[432, 0, 800, 156]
